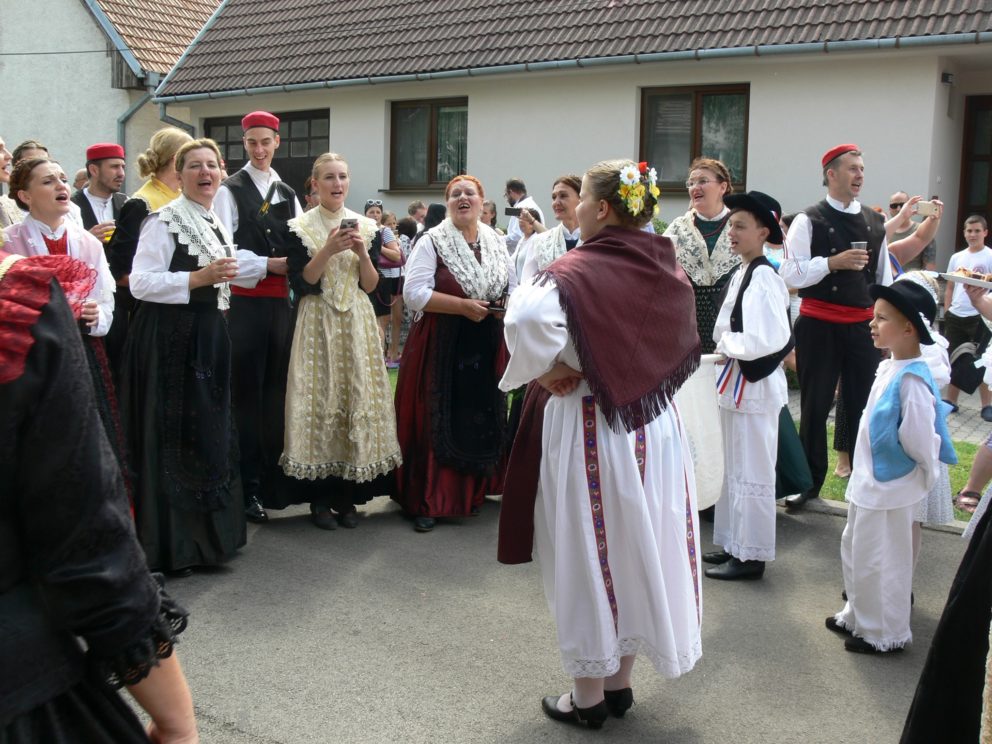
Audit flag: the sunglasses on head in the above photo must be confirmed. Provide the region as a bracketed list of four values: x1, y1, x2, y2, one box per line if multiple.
[889, 202, 906, 210]
[364, 199, 383, 209]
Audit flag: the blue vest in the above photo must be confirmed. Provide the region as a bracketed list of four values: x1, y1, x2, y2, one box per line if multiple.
[869, 360, 957, 482]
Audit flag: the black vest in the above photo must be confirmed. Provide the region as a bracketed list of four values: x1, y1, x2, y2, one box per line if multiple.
[70, 190, 127, 230]
[223, 169, 296, 258]
[168, 231, 223, 306]
[730, 256, 795, 383]
[798, 200, 884, 308]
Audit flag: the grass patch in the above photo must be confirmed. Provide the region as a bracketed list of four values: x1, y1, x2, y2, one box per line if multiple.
[820, 424, 977, 522]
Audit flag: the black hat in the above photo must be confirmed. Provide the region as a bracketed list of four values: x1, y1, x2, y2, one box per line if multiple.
[869, 281, 936, 345]
[723, 191, 784, 244]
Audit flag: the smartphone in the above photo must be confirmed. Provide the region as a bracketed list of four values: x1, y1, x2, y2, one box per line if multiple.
[339, 218, 359, 230]
[916, 201, 938, 217]
[504, 207, 522, 217]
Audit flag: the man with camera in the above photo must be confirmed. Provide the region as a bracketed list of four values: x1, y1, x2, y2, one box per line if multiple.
[503, 178, 544, 252]
[779, 144, 892, 510]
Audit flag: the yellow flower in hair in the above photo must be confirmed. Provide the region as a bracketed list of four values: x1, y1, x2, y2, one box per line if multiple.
[619, 164, 639, 186]
[650, 183, 660, 199]
[629, 196, 644, 215]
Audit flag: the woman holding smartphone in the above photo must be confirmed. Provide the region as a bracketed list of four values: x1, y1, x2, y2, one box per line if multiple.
[393, 175, 516, 532]
[122, 138, 267, 574]
[279, 153, 401, 530]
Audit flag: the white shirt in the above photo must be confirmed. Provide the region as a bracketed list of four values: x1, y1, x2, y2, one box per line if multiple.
[83, 186, 114, 223]
[946, 246, 992, 317]
[846, 357, 941, 511]
[402, 234, 517, 313]
[213, 162, 303, 237]
[131, 201, 267, 304]
[505, 194, 544, 252]
[779, 195, 892, 290]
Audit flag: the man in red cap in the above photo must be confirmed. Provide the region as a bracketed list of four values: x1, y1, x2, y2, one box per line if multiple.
[70, 143, 127, 242]
[214, 110, 302, 523]
[779, 144, 892, 509]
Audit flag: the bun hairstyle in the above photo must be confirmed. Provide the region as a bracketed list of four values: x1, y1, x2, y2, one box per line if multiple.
[312, 152, 348, 178]
[10, 157, 59, 211]
[137, 127, 193, 179]
[583, 159, 660, 229]
[688, 156, 734, 196]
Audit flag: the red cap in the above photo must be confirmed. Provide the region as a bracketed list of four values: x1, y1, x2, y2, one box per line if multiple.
[821, 143, 859, 168]
[86, 143, 125, 161]
[241, 111, 280, 132]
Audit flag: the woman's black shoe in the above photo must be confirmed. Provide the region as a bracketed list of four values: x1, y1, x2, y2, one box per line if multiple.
[336, 509, 359, 529]
[541, 693, 608, 729]
[310, 506, 337, 530]
[413, 516, 435, 532]
[604, 688, 633, 717]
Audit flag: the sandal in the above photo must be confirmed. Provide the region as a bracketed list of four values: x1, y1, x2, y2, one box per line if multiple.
[942, 399, 959, 414]
[956, 490, 981, 514]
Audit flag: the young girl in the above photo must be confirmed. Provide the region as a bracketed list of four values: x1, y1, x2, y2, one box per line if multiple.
[826, 280, 956, 653]
[704, 191, 792, 581]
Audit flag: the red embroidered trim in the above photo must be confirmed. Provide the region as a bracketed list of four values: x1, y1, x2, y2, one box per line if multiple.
[0, 253, 96, 384]
[635, 426, 646, 484]
[582, 395, 619, 632]
[671, 403, 701, 625]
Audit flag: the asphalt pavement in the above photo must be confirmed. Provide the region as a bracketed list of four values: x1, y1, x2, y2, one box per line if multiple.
[158, 494, 970, 744]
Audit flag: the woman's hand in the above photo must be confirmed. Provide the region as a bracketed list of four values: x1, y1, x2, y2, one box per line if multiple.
[80, 299, 99, 327]
[190, 257, 238, 289]
[461, 298, 490, 322]
[323, 226, 362, 257]
[537, 362, 583, 396]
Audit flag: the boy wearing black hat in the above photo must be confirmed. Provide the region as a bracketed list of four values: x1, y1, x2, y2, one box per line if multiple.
[826, 281, 957, 653]
[704, 191, 793, 580]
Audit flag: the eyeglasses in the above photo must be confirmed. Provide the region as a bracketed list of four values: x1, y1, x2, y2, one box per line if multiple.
[364, 199, 383, 208]
[889, 202, 906, 210]
[685, 179, 715, 189]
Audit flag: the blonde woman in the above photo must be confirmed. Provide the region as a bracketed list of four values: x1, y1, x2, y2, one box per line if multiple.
[280, 153, 402, 530]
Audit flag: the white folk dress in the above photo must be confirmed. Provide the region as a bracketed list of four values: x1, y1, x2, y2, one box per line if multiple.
[280, 206, 402, 482]
[500, 278, 703, 679]
[711, 263, 791, 562]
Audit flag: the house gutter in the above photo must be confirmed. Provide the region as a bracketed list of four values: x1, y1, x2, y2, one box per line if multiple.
[154, 31, 992, 103]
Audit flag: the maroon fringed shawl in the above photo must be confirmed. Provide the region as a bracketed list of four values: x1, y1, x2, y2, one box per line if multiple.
[497, 226, 700, 564]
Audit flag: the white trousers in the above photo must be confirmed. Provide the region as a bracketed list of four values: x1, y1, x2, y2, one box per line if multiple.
[714, 406, 778, 562]
[835, 502, 916, 651]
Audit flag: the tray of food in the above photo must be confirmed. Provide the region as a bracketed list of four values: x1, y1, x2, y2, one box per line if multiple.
[940, 269, 992, 290]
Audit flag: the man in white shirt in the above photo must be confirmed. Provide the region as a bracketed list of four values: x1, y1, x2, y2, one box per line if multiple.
[70, 142, 127, 242]
[503, 178, 544, 253]
[213, 111, 303, 523]
[779, 144, 891, 509]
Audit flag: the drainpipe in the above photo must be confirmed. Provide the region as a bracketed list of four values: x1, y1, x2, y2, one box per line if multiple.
[159, 103, 195, 135]
[116, 92, 151, 192]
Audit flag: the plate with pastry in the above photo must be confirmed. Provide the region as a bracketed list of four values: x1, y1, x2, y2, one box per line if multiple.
[940, 268, 992, 290]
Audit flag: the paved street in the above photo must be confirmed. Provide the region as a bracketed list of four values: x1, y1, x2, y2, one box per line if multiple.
[162, 496, 970, 744]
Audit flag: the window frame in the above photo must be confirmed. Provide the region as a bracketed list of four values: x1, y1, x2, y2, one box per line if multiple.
[389, 97, 468, 191]
[639, 83, 750, 194]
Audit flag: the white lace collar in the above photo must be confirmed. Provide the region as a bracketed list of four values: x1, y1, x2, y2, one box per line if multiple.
[24, 214, 67, 241]
[428, 219, 509, 300]
[157, 194, 235, 310]
[535, 224, 579, 271]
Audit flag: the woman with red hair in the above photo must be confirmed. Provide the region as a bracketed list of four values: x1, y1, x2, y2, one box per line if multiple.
[392, 175, 516, 532]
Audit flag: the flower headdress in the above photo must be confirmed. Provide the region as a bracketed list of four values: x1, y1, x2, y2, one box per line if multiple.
[618, 161, 661, 218]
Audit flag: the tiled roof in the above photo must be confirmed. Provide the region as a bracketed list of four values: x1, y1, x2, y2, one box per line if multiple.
[158, 0, 992, 96]
[95, 0, 219, 74]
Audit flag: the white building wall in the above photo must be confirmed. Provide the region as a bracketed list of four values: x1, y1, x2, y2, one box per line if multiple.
[175, 47, 987, 244]
[0, 0, 173, 194]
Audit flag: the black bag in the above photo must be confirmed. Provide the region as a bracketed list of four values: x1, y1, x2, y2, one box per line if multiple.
[776, 406, 813, 499]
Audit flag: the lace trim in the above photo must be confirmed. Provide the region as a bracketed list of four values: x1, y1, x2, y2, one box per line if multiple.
[279, 451, 402, 483]
[535, 224, 567, 271]
[667, 211, 738, 286]
[561, 635, 702, 679]
[428, 220, 508, 300]
[157, 195, 233, 310]
[93, 578, 189, 689]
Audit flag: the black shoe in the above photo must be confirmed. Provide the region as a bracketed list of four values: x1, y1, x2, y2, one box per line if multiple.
[541, 693, 608, 729]
[825, 616, 853, 636]
[310, 506, 337, 530]
[702, 550, 732, 565]
[844, 636, 903, 655]
[245, 495, 268, 523]
[603, 688, 633, 718]
[413, 516, 436, 532]
[704, 557, 765, 580]
[336, 509, 359, 529]
[785, 491, 818, 510]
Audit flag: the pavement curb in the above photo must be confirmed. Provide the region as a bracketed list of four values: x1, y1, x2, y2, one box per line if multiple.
[786, 495, 968, 535]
